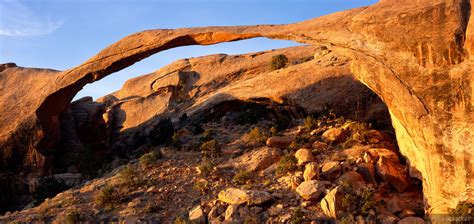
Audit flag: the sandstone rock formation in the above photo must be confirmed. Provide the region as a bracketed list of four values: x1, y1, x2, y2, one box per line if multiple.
[0, 0, 472, 217]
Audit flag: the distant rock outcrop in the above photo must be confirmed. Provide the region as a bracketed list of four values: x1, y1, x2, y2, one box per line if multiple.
[0, 0, 472, 216]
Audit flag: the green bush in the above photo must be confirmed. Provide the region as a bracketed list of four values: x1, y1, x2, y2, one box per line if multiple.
[194, 181, 209, 195]
[233, 170, 251, 185]
[65, 210, 83, 224]
[34, 176, 69, 205]
[289, 133, 316, 150]
[95, 184, 118, 211]
[139, 150, 162, 169]
[149, 118, 174, 146]
[338, 215, 356, 224]
[341, 188, 376, 216]
[289, 207, 304, 224]
[270, 54, 288, 70]
[191, 123, 204, 135]
[276, 155, 297, 175]
[145, 202, 160, 213]
[304, 115, 317, 130]
[118, 164, 140, 187]
[172, 132, 181, 148]
[174, 216, 189, 224]
[200, 139, 221, 160]
[269, 126, 278, 136]
[200, 128, 215, 142]
[247, 127, 267, 146]
[198, 161, 214, 177]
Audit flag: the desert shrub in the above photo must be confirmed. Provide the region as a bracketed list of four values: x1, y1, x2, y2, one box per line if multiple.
[34, 176, 69, 205]
[304, 115, 317, 130]
[289, 133, 316, 150]
[233, 170, 251, 185]
[191, 123, 204, 135]
[450, 201, 474, 223]
[276, 155, 297, 175]
[65, 210, 83, 224]
[269, 126, 278, 136]
[200, 139, 221, 160]
[149, 118, 174, 146]
[118, 164, 140, 187]
[145, 202, 160, 213]
[198, 161, 214, 177]
[341, 122, 371, 148]
[359, 188, 377, 215]
[171, 132, 181, 148]
[338, 215, 356, 224]
[270, 54, 288, 70]
[341, 188, 376, 216]
[95, 184, 118, 211]
[200, 128, 215, 142]
[243, 216, 259, 224]
[289, 207, 304, 224]
[263, 179, 272, 187]
[247, 127, 267, 146]
[174, 216, 189, 224]
[179, 113, 188, 122]
[194, 181, 209, 195]
[139, 150, 162, 169]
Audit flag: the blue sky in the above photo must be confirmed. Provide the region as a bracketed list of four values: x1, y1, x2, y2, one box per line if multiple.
[0, 0, 377, 100]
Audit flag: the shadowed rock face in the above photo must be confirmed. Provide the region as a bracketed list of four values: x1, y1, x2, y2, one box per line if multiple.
[0, 0, 472, 216]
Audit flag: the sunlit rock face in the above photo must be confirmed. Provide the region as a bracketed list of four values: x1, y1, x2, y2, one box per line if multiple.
[0, 0, 472, 217]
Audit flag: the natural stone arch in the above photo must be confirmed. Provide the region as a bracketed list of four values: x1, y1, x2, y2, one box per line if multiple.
[1, 0, 472, 217]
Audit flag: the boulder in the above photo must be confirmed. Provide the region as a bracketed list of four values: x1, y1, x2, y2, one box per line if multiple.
[246, 190, 272, 205]
[218, 188, 271, 205]
[289, 175, 303, 189]
[224, 204, 240, 223]
[321, 128, 346, 144]
[336, 171, 366, 192]
[218, 188, 249, 205]
[367, 148, 400, 163]
[320, 186, 343, 219]
[365, 130, 392, 144]
[356, 163, 377, 185]
[224, 204, 252, 223]
[321, 162, 342, 180]
[398, 208, 416, 219]
[376, 157, 411, 192]
[303, 162, 320, 181]
[294, 148, 314, 165]
[295, 180, 326, 200]
[266, 136, 294, 149]
[228, 147, 282, 172]
[189, 205, 206, 223]
[376, 206, 400, 224]
[312, 141, 328, 151]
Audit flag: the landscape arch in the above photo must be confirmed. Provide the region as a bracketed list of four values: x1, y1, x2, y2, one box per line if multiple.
[0, 0, 472, 217]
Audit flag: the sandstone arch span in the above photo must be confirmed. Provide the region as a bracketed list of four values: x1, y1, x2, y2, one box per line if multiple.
[1, 0, 472, 216]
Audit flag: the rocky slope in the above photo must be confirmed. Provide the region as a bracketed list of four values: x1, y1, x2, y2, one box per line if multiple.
[0, 112, 425, 223]
[0, 0, 472, 219]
